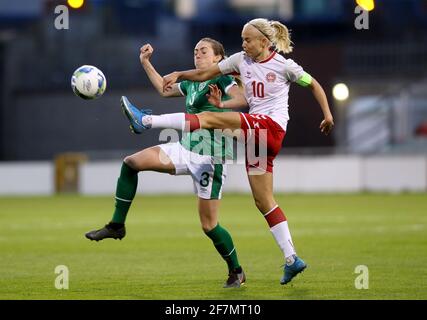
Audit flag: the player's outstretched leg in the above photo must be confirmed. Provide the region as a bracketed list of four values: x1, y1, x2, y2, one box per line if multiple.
[120, 96, 152, 133]
[85, 222, 126, 241]
[280, 255, 307, 285]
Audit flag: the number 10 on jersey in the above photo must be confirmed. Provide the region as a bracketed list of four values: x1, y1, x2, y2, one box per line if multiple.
[251, 81, 265, 98]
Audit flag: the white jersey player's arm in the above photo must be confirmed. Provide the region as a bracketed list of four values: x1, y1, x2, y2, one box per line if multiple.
[217, 52, 241, 75]
[285, 57, 334, 135]
[163, 65, 222, 92]
[214, 52, 245, 109]
[163, 52, 241, 92]
[308, 77, 334, 135]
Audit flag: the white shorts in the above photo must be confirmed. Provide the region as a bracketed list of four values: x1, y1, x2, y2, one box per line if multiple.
[158, 142, 227, 200]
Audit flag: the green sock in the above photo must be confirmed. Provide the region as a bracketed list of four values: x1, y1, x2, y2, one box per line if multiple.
[205, 223, 241, 272]
[111, 162, 138, 224]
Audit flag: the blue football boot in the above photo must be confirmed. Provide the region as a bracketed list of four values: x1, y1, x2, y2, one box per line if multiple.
[280, 256, 307, 285]
[120, 96, 151, 134]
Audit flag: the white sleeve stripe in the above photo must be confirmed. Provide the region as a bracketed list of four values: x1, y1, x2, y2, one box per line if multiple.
[224, 82, 237, 94]
[177, 83, 185, 96]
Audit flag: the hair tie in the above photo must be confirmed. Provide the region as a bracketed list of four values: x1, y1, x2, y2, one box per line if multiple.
[249, 23, 271, 41]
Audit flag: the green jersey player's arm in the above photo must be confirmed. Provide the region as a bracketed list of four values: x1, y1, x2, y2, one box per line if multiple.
[207, 84, 247, 109]
[163, 65, 222, 92]
[224, 85, 247, 109]
[142, 57, 182, 97]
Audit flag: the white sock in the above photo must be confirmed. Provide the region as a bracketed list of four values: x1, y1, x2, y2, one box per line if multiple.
[270, 221, 296, 264]
[142, 113, 185, 131]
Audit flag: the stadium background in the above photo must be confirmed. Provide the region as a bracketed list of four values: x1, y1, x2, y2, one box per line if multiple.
[0, 0, 426, 300]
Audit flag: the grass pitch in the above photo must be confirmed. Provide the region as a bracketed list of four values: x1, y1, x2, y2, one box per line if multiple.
[0, 193, 426, 300]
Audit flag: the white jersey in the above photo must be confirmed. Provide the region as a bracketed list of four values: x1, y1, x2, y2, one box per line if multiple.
[218, 51, 305, 131]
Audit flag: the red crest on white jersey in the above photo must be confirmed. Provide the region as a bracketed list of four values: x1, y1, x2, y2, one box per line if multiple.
[266, 72, 276, 83]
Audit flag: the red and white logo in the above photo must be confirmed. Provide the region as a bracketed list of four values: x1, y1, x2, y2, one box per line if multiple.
[266, 72, 276, 83]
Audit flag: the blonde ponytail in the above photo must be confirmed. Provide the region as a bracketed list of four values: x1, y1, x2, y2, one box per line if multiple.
[246, 18, 293, 54]
[270, 20, 293, 54]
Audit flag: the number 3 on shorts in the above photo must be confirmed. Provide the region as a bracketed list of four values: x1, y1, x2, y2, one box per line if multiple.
[200, 172, 210, 187]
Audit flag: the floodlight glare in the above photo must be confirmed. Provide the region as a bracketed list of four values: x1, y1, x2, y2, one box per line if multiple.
[356, 0, 375, 11]
[333, 83, 349, 101]
[68, 0, 84, 9]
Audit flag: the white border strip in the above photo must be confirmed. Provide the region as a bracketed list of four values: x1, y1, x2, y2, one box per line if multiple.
[240, 112, 252, 139]
[115, 196, 132, 203]
[263, 204, 279, 217]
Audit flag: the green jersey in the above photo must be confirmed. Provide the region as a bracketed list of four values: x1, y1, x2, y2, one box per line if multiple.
[179, 75, 236, 160]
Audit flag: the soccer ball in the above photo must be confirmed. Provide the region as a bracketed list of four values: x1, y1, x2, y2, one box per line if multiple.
[71, 65, 107, 100]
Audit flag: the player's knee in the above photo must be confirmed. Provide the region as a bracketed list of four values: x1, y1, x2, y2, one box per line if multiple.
[253, 198, 264, 212]
[123, 156, 138, 171]
[201, 225, 211, 233]
[123, 155, 133, 166]
[254, 197, 276, 214]
[201, 222, 216, 233]
[202, 223, 216, 233]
